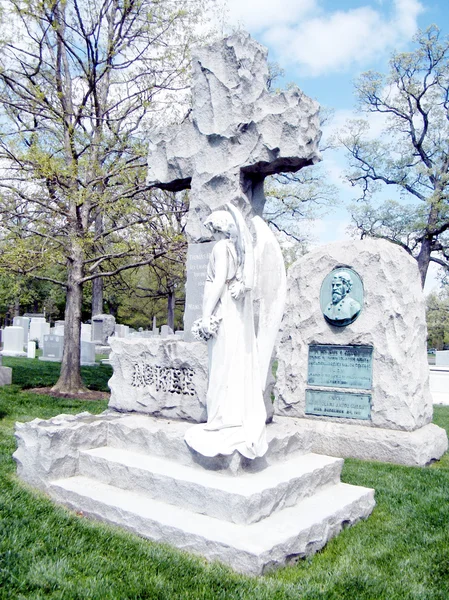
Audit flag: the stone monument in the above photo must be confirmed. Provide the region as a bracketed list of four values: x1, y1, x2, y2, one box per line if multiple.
[274, 238, 448, 466]
[14, 32, 375, 574]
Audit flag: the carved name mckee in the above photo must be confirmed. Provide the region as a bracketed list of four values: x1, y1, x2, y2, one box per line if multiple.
[131, 363, 196, 396]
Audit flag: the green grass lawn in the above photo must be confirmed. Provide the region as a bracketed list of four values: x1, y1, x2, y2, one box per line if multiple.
[1, 358, 448, 599]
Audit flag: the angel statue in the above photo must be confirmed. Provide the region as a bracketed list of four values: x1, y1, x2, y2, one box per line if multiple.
[185, 202, 287, 459]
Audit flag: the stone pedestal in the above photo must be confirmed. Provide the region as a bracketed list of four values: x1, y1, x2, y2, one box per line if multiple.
[14, 412, 375, 575]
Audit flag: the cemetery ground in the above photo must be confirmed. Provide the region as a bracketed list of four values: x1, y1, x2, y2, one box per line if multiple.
[0, 359, 448, 599]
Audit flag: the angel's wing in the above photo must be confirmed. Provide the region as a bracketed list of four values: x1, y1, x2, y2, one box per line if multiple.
[251, 216, 287, 390]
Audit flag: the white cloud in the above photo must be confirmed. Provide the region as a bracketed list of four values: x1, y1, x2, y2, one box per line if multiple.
[223, 0, 316, 33]
[225, 0, 424, 76]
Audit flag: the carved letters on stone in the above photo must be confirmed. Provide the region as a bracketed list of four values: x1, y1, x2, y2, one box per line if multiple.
[131, 363, 196, 396]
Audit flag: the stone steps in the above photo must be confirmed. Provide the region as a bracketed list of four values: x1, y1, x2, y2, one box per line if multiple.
[48, 475, 374, 575]
[78, 446, 343, 524]
[15, 411, 376, 572]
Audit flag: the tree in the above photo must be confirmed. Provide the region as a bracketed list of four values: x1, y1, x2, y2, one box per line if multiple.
[0, 0, 208, 393]
[105, 258, 186, 331]
[339, 25, 449, 287]
[427, 288, 449, 349]
[264, 167, 337, 245]
[263, 106, 338, 245]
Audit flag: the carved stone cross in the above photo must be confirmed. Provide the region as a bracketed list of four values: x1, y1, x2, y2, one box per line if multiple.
[147, 31, 322, 242]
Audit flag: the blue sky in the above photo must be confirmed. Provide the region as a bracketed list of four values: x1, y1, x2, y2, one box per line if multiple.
[223, 0, 448, 291]
[224, 0, 446, 110]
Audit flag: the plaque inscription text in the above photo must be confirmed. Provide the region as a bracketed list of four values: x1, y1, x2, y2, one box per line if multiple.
[305, 390, 371, 420]
[307, 344, 373, 390]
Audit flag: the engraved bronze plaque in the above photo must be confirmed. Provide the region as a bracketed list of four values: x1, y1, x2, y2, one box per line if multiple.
[305, 389, 371, 420]
[307, 344, 373, 389]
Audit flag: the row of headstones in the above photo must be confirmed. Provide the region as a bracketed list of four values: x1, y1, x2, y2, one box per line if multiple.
[1, 322, 97, 365]
[0, 316, 117, 363]
[128, 326, 184, 340]
[1, 315, 184, 362]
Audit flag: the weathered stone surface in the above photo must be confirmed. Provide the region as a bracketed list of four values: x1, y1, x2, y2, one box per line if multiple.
[147, 31, 321, 241]
[13, 412, 112, 490]
[108, 338, 208, 422]
[275, 239, 435, 432]
[13, 412, 314, 483]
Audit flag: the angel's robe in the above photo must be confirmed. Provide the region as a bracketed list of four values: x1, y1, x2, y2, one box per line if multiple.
[184, 238, 268, 459]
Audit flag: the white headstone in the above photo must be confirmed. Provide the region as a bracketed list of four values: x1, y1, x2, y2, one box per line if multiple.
[81, 323, 92, 342]
[115, 324, 129, 338]
[29, 318, 50, 347]
[81, 341, 96, 366]
[27, 341, 36, 359]
[53, 324, 65, 337]
[2, 326, 27, 357]
[160, 325, 174, 338]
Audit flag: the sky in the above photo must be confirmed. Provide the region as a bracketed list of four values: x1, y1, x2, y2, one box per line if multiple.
[221, 0, 448, 292]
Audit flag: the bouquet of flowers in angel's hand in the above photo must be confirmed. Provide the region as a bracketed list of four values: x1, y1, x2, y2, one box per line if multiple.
[191, 315, 222, 341]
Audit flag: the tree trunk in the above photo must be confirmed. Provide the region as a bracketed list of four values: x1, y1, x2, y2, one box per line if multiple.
[52, 248, 87, 393]
[167, 287, 175, 331]
[417, 238, 431, 289]
[92, 276, 103, 316]
[91, 209, 104, 317]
